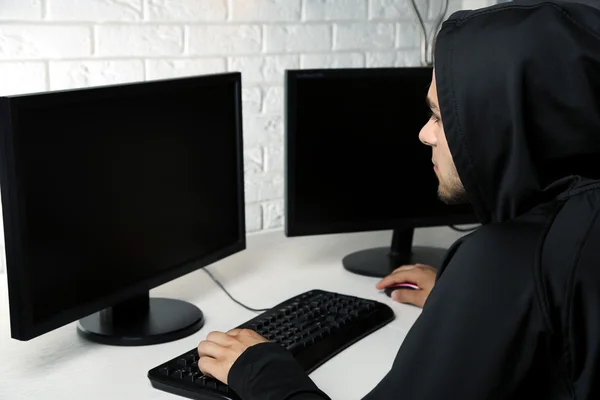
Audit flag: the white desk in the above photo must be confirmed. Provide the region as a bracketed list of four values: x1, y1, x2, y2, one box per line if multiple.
[0, 228, 465, 400]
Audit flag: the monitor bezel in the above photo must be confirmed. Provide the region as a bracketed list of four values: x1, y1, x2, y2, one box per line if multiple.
[284, 67, 477, 237]
[0, 72, 247, 340]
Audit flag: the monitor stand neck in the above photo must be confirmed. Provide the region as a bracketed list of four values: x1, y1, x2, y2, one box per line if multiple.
[77, 291, 204, 346]
[341, 227, 448, 278]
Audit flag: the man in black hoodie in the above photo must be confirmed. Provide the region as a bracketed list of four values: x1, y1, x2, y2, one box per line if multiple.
[196, 0, 600, 398]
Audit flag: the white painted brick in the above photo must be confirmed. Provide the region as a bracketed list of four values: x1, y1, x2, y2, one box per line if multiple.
[261, 173, 284, 200]
[147, 0, 227, 21]
[446, 0, 465, 17]
[229, 55, 299, 84]
[335, 22, 395, 50]
[461, 0, 493, 11]
[245, 180, 260, 203]
[0, 62, 46, 95]
[242, 87, 262, 114]
[49, 60, 144, 90]
[244, 147, 264, 173]
[245, 203, 263, 232]
[366, 49, 421, 67]
[245, 173, 264, 202]
[304, 0, 368, 21]
[427, 0, 465, 22]
[263, 200, 284, 229]
[243, 115, 283, 145]
[96, 26, 183, 56]
[47, 0, 142, 21]
[263, 86, 283, 114]
[369, 0, 424, 20]
[397, 21, 420, 48]
[188, 25, 261, 56]
[264, 145, 284, 172]
[245, 173, 284, 202]
[0, 26, 91, 59]
[428, 0, 447, 19]
[301, 53, 364, 68]
[232, 0, 301, 21]
[146, 58, 226, 80]
[0, 0, 43, 20]
[265, 25, 332, 53]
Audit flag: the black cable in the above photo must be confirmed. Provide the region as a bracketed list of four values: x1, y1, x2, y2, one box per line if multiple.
[203, 268, 270, 313]
[449, 225, 479, 232]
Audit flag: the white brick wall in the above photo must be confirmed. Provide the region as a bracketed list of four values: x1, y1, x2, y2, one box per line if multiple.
[0, 0, 492, 272]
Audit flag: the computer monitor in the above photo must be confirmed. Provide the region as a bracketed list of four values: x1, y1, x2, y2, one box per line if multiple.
[0, 72, 245, 346]
[284, 67, 477, 278]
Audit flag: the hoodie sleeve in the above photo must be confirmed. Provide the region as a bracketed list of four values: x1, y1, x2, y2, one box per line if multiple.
[361, 226, 550, 399]
[228, 226, 549, 400]
[228, 342, 331, 400]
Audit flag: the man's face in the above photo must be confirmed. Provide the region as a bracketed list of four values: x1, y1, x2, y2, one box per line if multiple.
[418, 71, 468, 204]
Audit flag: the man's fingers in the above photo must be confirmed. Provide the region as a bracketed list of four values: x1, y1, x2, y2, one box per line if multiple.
[375, 265, 437, 290]
[375, 275, 393, 289]
[207, 331, 236, 346]
[391, 288, 424, 307]
[198, 340, 226, 359]
[392, 264, 418, 273]
[375, 270, 417, 289]
[228, 328, 262, 339]
[235, 328, 256, 336]
[197, 356, 219, 379]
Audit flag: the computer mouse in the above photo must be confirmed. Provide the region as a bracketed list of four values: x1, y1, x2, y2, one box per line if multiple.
[384, 282, 419, 297]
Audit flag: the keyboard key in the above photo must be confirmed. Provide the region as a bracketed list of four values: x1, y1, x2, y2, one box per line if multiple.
[187, 354, 198, 363]
[205, 379, 218, 389]
[177, 358, 188, 367]
[170, 370, 183, 379]
[194, 376, 207, 386]
[287, 342, 304, 354]
[184, 372, 199, 383]
[217, 383, 229, 392]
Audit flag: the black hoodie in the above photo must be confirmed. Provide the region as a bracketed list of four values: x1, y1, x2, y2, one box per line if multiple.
[226, 0, 600, 398]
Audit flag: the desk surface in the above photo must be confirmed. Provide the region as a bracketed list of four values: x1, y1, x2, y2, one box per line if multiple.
[0, 228, 465, 400]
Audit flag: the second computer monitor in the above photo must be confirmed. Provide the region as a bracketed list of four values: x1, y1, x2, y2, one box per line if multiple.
[284, 67, 477, 277]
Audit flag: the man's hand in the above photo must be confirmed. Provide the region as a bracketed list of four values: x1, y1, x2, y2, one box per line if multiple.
[197, 328, 269, 384]
[375, 264, 437, 308]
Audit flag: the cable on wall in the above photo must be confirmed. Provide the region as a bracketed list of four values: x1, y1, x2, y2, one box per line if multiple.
[410, 0, 429, 66]
[429, 0, 449, 65]
[410, 0, 449, 66]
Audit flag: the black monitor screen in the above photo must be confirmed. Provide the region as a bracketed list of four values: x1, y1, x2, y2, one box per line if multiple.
[1, 73, 244, 335]
[285, 67, 475, 236]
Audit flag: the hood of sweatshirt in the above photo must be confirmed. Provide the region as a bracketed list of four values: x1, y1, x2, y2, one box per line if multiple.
[434, 0, 600, 223]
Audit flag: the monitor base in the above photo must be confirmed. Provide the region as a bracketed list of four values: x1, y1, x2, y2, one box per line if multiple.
[77, 294, 204, 346]
[342, 245, 448, 278]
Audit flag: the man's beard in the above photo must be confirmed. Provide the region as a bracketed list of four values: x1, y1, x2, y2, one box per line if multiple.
[438, 186, 469, 204]
[437, 174, 468, 205]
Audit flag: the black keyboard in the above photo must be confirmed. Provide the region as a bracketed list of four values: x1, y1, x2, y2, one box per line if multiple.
[148, 289, 395, 400]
